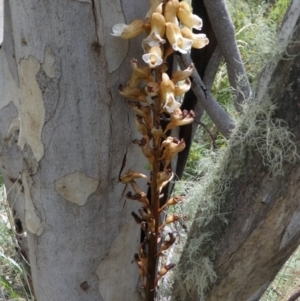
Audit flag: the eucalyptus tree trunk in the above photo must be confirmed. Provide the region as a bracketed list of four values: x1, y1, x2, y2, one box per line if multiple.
[0, 1, 148, 300]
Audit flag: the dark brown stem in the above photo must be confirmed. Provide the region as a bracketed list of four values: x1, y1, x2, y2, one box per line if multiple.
[145, 70, 162, 301]
[194, 119, 217, 150]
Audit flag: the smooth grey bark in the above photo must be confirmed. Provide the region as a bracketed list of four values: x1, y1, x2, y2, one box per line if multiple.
[185, 46, 223, 160]
[0, 1, 149, 300]
[203, 46, 223, 90]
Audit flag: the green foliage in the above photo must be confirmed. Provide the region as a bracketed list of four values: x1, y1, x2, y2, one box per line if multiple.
[0, 187, 33, 301]
[268, 0, 291, 24]
[186, 0, 291, 177]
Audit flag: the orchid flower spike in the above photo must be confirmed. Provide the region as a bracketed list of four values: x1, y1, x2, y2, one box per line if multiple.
[142, 45, 164, 68]
[166, 22, 193, 54]
[111, 19, 145, 39]
[177, 1, 203, 30]
[164, 0, 180, 24]
[181, 27, 209, 49]
[143, 12, 166, 47]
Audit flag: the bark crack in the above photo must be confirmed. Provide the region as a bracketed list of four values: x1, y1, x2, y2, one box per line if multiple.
[91, 0, 100, 44]
[118, 147, 128, 181]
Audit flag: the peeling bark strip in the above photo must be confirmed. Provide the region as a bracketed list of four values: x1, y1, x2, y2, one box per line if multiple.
[55, 171, 99, 206]
[172, 10, 300, 301]
[97, 220, 141, 301]
[18, 56, 45, 162]
[22, 172, 44, 236]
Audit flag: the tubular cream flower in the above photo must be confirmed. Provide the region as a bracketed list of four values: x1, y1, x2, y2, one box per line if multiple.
[126, 191, 149, 207]
[142, 46, 163, 68]
[135, 115, 151, 137]
[156, 169, 174, 192]
[164, 97, 181, 114]
[171, 63, 194, 83]
[158, 214, 179, 231]
[160, 73, 181, 113]
[159, 195, 184, 212]
[128, 101, 153, 127]
[120, 171, 150, 184]
[166, 22, 193, 54]
[164, 0, 179, 24]
[177, 2, 203, 30]
[111, 19, 145, 39]
[145, 0, 163, 22]
[175, 78, 191, 96]
[133, 138, 155, 168]
[143, 13, 166, 47]
[119, 85, 148, 102]
[127, 58, 153, 88]
[154, 263, 176, 287]
[181, 27, 209, 49]
[161, 137, 186, 168]
[130, 180, 145, 195]
[151, 123, 163, 146]
[160, 73, 175, 104]
[164, 108, 195, 133]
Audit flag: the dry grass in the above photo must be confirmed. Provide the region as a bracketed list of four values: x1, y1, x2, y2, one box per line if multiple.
[261, 246, 300, 301]
[0, 185, 32, 301]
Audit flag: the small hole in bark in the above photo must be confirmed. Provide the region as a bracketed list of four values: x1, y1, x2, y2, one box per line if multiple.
[80, 281, 89, 291]
[21, 38, 27, 46]
[15, 219, 24, 234]
[9, 177, 17, 183]
[92, 42, 102, 54]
